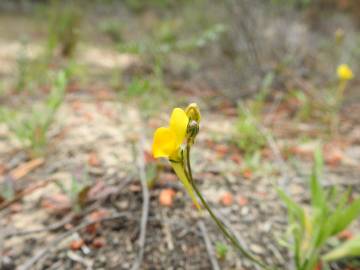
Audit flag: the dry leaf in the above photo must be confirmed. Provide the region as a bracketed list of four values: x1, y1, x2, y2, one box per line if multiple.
[242, 169, 253, 180]
[159, 188, 176, 207]
[338, 229, 353, 240]
[10, 158, 44, 180]
[230, 153, 242, 164]
[0, 164, 5, 176]
[237, 195, 248, 206]
[214, 144, 229, 156]
[77, 186, 91, 207]
[87, 209, 109, 223]
[88, 152, 101, 167]
[70, 239, 84, 251]
[41, 193, 71, 214]
[92, 237, 106, 248]
[220, 192, 233, 206]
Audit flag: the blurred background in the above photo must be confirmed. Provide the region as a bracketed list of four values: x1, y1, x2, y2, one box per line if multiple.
[0, 0, 359, 269]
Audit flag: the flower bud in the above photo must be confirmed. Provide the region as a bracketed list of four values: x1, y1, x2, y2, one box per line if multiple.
[187, 120, 199, 140]
[185, 103, 201, 123]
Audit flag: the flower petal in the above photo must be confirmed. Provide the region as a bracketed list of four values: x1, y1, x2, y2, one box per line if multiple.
[171, 162, 201, 210]
[152, 127, 177, 158]
[169, 108, 188, 146]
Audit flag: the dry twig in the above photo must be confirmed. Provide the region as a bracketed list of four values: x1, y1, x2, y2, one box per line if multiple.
[198, 220, 220, 270]
[130, 137, 150, 270]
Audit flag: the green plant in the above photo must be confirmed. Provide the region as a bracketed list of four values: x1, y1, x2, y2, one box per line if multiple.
[278, 148, 360, 270]
[235, 104, 266, 155]
[0, 179, 15, 204]
[46, 1, 82, 58]
[15, 37, 30, 93]
[2, 71, 67, 156]
[290, 90, 312, 121]
[54, 174, 90, 213]
[152, 104, 274, 269]
[234, 73, 273, 155]
[215, 241, 229, 260]
[99, 19, 124, 43]
[120, 63, 171, 117]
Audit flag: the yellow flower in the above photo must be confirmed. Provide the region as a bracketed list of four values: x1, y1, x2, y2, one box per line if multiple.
[152, 108, 189, 159]
[152, 105, 201, 209]
[337, 64, 354, 81]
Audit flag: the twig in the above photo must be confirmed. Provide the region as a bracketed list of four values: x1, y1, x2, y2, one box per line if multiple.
[67, 250, 93, 270]
[130, 137, 150, 270]
[0, 177, 54, 211]
[162, 209, 174, 251]
[18, 213, 130, 270]
[198, 221, 220, 270]
[4, 214, 73, 238]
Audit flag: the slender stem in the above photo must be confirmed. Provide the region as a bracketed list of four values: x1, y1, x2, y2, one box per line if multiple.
[184, 145, 273, 270]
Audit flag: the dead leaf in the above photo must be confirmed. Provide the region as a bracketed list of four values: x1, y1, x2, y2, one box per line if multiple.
[88, 152, 101, 167]
[230, 153, 242, 164]
[77, 186, 91, 207]
[87, 209, 109, 223]
[220, 192, 233, 206]
[237, 195, 248, 206]
[70, 239, 84, 251]
[214, 144, 229, 156]
[92, 237, 106, 249]
[41, 193, 71, 214]
[242, 169, 253, 179]
[87, 181, 119, 201]
[129, 184, 141, 192]
[314, 261, 322, 270]
[9, 203, 22, 213]
[159, 188, 176, 207]
[10, 158, 44, 180]
[95, 89, 114, 100]
[338, 229, 353, 240]
[0, 164, 5, 176]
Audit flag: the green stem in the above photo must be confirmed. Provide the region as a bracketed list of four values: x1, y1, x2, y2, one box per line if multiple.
[184, 145, 273, 270]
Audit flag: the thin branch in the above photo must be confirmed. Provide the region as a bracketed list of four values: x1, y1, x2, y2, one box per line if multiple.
[0, 178, 54, 211]
[130, 137, 150, 270]
[198, 221, 220, 270]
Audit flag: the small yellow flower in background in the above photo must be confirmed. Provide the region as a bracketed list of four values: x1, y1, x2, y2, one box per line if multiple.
[337, 64, 354, 81]
[152, 104, 201, 209]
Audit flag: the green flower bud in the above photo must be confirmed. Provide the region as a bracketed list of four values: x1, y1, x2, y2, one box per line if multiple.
[185, 103, 201, 123]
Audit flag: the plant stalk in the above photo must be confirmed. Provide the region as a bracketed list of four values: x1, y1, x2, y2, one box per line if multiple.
[184, 144, 274, 270]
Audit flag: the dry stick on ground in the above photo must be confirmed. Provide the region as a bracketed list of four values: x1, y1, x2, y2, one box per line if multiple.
[18, 213, 130, 270]
[0, 177, 55, 211]
[130, 137, 150, 270]
[4, 213, 74, 238]
[197, 221, 220, 270]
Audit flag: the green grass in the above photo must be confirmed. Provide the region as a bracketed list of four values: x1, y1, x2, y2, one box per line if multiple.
[278, 148, 360, 270]
[0, 71, 67, 156]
